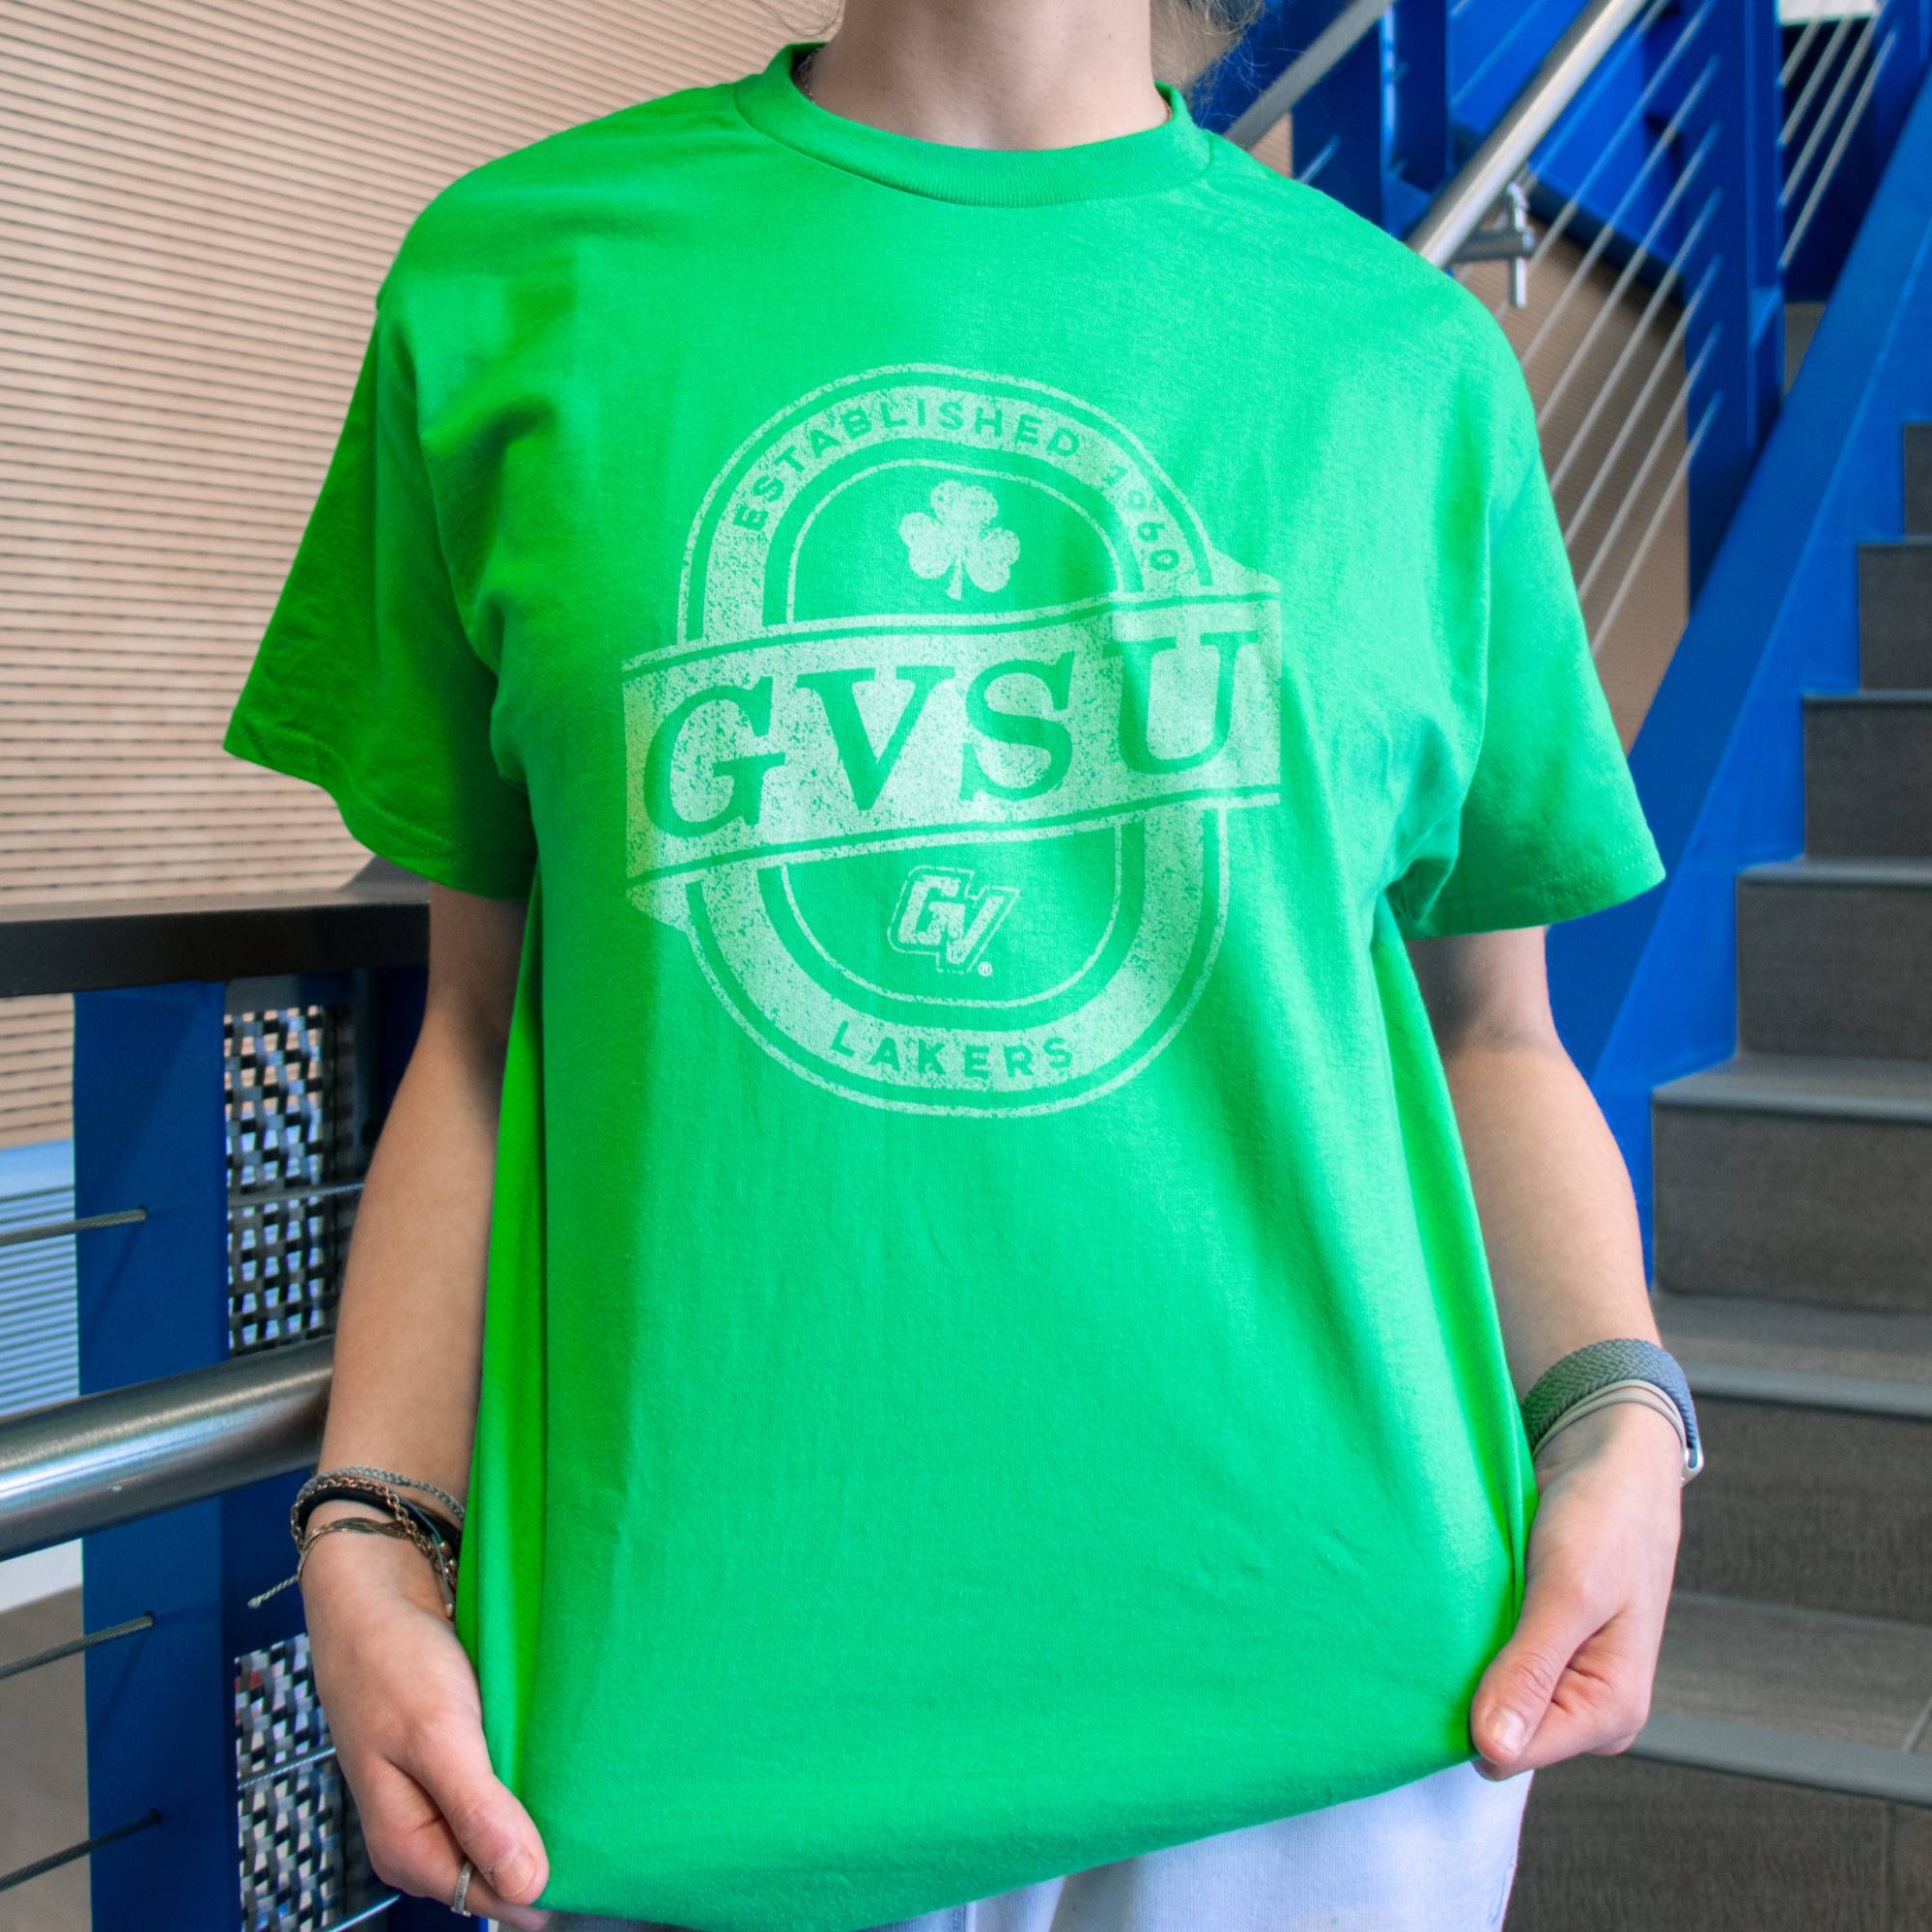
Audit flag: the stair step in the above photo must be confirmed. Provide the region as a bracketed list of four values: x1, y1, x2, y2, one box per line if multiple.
[1515, 1754, 1932, 1930]
[1804, 691, 1932, 858]
[1652, 1053, 1932, 1314]
[1907, 421, 1932, 536]
[1535, 423, 1932, 1932]
[1653, 1280, 1932, 1399]
[1861, 537, 1932, 688]
[1632, 1711, 1932, 1802]
[1738, 856, 1932, 1058]
[1648, 1286, 1932, 1621]
[1510, 1593, 1932, 1929]
[1648, 1593, 1932, 1779]
[1654, 1047, 1932, 1121]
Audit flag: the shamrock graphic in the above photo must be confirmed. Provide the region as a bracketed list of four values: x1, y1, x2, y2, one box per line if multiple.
[898, 479, 1021, 601]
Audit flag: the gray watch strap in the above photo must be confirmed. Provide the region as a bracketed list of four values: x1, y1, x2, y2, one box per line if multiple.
[1520, 1337, 1703, 1478]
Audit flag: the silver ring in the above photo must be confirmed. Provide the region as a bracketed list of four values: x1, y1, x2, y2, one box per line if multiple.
[451, 1857, 474, 1915]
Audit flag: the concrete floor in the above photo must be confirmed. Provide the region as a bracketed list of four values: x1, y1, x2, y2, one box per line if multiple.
[2, 1585, 90, 1932]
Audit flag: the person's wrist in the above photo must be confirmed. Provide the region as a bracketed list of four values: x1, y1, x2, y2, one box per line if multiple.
[298, 1501, 455, 1616]
[1531, 1396, 1686, 1482]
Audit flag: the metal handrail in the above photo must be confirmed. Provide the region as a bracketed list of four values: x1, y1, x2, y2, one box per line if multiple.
[0, 1340, 330, 1562]
[1407, 0, 1654, 267]
[0, 856, 431, 1000]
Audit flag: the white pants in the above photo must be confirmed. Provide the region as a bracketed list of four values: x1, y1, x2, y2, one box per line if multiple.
[536, 1756, 1533, 1932]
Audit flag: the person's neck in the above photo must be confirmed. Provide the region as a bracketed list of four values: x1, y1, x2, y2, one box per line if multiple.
[799, 0, 1172, 151]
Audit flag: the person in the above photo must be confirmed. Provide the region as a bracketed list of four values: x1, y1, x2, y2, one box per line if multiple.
[222, 2, 1697, 1928]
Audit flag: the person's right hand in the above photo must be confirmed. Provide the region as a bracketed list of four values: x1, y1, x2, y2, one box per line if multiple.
[298, 1505, 554, 1928]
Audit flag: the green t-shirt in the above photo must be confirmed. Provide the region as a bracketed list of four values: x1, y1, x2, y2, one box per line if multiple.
[223, 39, 1666, 1931]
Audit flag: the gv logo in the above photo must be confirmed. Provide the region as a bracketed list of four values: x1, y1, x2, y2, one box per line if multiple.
[890, 867, 1018, 978]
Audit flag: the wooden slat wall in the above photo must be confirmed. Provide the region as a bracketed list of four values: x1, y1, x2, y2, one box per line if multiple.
[0, 0, 800, 1149]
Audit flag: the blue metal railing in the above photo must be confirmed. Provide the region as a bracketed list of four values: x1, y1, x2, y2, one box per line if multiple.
[1198, 0, 1932, 1248]
[1200, 0, 1932, 629]
[1567, 71, 1932, 1238]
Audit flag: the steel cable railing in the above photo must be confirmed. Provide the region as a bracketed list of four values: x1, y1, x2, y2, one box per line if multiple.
[1782, 10, 1867, 153]
[1222, 0, 1398, 147]
[1780, 2, 1901, 271]
[1511, 56, 1718, 372]
[1531, 147, 1719, 433]
[1402, 0, 1918, 668]
[1778, 10, 1829, 88]
[1554, 257, 1716, 544]
[1586, 387, 1722, 647]
[1307, 0, 1724, 667]
[1441, 1, 1723, 662]
[1406, 0, 1657, 254]
[1501, 0, 1712, 312]
[1574, 336, 1720, 611]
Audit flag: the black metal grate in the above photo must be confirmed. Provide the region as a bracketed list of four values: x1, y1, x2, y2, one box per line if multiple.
[225, 1004, 361, 1355]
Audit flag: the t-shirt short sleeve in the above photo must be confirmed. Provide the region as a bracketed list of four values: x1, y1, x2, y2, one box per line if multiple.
[1387, 376, 1666, 940]
[220, 276, 538, 900]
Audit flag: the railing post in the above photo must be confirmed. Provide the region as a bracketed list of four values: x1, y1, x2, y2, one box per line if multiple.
[73, 979, 241, 1927]
[1682, 0, 1785, 587]
[1385, 0, 1453, 231]
[1225, 0, 1402, 214]
[62, 950, 452, 1930]
[1287, 0, 1455, 234]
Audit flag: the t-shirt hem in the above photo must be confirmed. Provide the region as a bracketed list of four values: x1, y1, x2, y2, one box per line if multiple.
[1394, 832, 1666, 938]
[222, 707, 537, 900]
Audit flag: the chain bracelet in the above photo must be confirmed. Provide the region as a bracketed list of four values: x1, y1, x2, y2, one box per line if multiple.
[296, 1516, 458, 1618]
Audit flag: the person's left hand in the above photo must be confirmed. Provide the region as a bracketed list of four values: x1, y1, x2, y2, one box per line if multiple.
[1467, 1398, 1687, 1780]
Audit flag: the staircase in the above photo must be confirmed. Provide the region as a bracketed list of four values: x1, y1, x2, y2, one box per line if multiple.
[1510, 424, 1932, 1930]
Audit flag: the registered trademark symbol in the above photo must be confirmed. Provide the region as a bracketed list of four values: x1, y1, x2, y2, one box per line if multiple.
[978, 961, 993, 977]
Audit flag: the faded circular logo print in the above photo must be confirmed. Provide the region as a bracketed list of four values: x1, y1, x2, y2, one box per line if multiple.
[623, 363, 1282, 1117]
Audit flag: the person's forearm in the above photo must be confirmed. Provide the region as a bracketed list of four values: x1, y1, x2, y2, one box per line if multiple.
[308, 1004, 508, 1529]
[1437, 1032, 1662, 1396]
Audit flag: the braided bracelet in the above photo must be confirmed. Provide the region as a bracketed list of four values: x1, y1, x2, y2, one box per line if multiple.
[1520, 1337, 1704, 1482]
[297, 1463, 467, 1527]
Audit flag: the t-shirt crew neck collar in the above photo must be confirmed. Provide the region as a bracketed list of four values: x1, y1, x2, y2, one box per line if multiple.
[733, 40, 1215, 206]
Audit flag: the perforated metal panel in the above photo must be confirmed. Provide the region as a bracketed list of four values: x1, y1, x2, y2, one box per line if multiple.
[234, 1631, 371, 1932]
[227, 975, 384, 1929]
[225, 1001, 364, 1357]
